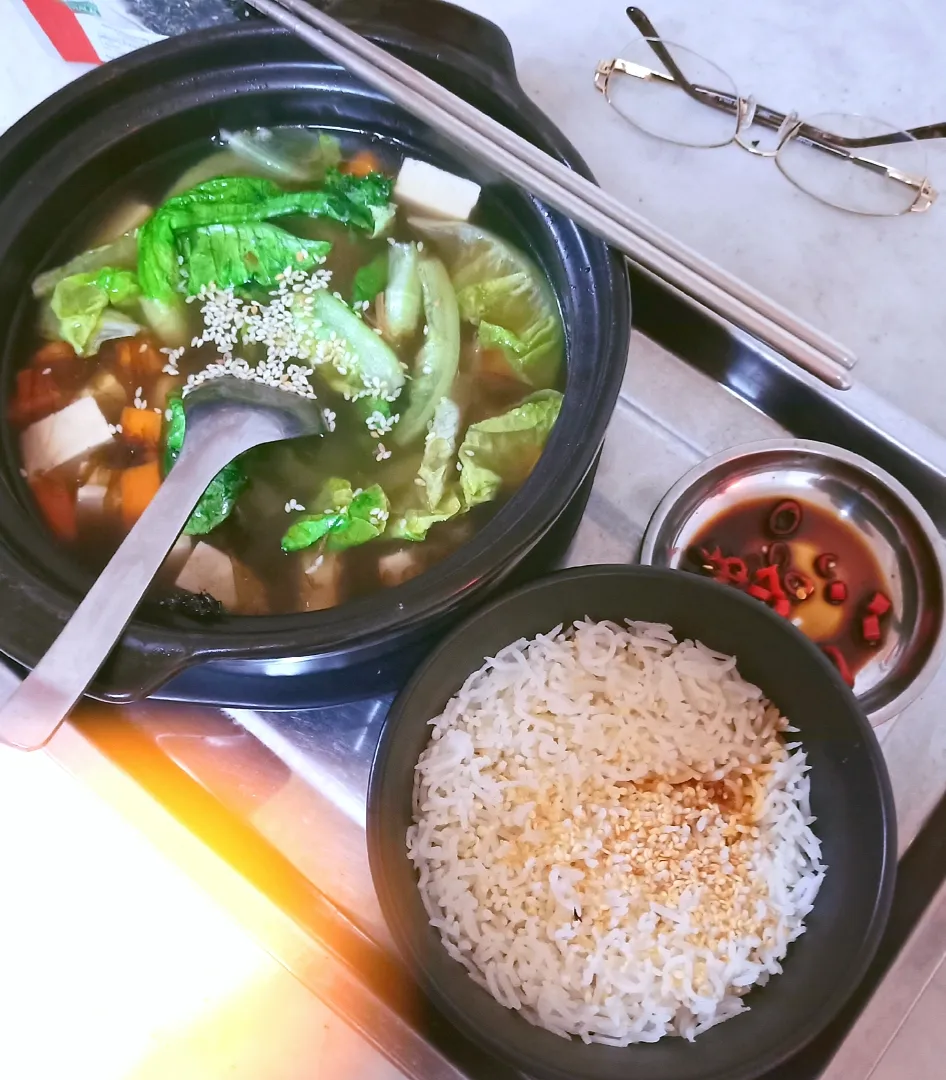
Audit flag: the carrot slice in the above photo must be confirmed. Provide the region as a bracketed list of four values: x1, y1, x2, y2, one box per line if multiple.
[343, 150, 381, 178]
[120, 406, 162, 446]
[120, 461, 162, 528]
[30, 477, 77, 541]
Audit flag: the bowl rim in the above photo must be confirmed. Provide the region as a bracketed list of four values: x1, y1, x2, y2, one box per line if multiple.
[367, 563, 897, 1080]
[638, 438, 946, 726]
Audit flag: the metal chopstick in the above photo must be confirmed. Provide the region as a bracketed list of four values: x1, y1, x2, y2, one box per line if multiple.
[248, 0, 855, 389]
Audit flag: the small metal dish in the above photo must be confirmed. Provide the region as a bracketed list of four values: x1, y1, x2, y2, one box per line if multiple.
[640, 439, 946, 726]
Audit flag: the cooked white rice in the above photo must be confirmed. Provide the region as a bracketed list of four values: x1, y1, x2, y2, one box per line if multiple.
[407, 619, 826, 1044]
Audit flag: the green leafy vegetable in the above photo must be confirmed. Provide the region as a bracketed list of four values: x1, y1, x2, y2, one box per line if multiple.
[139, 298, 190, 348]
[351, 253, 389, 306]
[394, 258, 460, 446]
[33, 232, 140, 299]
[163, 394, 187, 471]
[139, 171, 395, 302]
[163, 395, 248, 535]
[319, 169, 395, 238]
[87, 310, 142, 355]
[138, 177, 283, 301]
[458, 389, 563, 507]
[409, 218, 563, 389]
[281, 480, 389, 553]
[419, 398, 462, 509]
[221, 128, 342, 183]
[50, 267, 140, 355]
[387, 399, 463, 542]
[387, 489, 463, 542]
[184, 461, 248, 535]
[383, 242, 422, 341]
[178, 223, 332, 294]
[292, 290, 404, 402]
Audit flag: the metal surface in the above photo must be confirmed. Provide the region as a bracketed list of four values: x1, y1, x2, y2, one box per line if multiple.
[639, 439, 946, 727]
[0, 378, 323, 751]
[247, 0, 855, 388]
[18, 319, 946, 1080]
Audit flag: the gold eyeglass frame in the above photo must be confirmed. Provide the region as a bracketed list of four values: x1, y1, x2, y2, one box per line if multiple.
[594, 8, 939, 216]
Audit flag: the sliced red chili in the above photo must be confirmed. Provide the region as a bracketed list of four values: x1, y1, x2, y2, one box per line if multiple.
[784, 569, 815, 601]
[772, 596, 791, 618]
[862, 613, 883, 645]
[691, 545, 723, 574]
[747, 583, 773, 603]
[865, 591, 892, 617]
[719, 556, 749, 586]
[822, 645, 855, 688]
[765, 541, 792, 569]
[768, 499, 803, 537]
[754, 565, 785, 598]
[814, 552, 839, 579]
[825, 580, 848, 605]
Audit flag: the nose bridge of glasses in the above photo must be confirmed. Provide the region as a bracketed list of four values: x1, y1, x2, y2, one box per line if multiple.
[734, 101, 801, 157]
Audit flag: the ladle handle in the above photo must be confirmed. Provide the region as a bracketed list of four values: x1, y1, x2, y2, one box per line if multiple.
[0, 425, 253, 751]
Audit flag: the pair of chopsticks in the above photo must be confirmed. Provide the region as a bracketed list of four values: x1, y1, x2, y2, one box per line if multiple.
[247, 0, 855, 390]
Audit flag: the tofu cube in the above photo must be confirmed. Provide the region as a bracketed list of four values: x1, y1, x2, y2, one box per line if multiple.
[76, 482, 108, 526]
[378, 548, 425, 588]
[162, 534, 194, 577]
[79, 370, 127, 420]
[393, 158, 480, 221]
[175, 541, 237, 609]
[298, 551, 342, 612]
[20, 396, 113, 478]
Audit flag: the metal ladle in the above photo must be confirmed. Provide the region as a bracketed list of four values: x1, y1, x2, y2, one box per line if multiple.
[0, 377, 324, 752]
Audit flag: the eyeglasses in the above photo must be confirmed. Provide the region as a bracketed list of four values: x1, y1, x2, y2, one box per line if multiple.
[594, 6, 942, 216]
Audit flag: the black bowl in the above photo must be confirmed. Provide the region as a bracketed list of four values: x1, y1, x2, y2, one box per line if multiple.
[0, 2, 630, 706]
[367, 565, 896, 1080]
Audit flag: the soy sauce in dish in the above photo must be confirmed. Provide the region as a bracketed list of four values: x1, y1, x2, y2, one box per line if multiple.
[687, 497, 893, 686]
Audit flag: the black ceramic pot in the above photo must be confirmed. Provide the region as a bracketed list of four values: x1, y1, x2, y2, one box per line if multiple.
[0, 1, 630, 707]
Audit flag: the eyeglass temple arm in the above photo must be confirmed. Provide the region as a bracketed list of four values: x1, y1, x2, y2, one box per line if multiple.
[625, 7, 711, 108]
[626, 7, 946, 149]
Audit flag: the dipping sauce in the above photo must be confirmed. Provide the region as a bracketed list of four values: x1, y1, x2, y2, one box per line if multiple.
[687, 497, 893, 686]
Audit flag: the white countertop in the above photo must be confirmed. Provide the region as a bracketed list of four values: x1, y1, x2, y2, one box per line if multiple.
[462, 0, 946, 435]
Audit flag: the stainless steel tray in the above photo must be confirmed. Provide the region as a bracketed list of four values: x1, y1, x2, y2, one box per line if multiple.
[31, 284, 946, 1080]
[8, 6, 946, 1076]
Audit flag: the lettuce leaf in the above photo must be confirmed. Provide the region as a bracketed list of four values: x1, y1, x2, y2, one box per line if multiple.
[139, 171, 395, 302]
[177, 223, 332, 294]
[291, 290, 404, 402]
[220, 128, 342, 183]
[163, 394, 247, 535]
[383, 241, 422, 342]
[281, 480, 389, 553]
[419, 397, 462, 509]
[184, 461, 247, 536]
[351, 253, 389, 306]
[387, 398, 463, 542]
[33, 232, 139, 299]
[409, 219, 563, 389]
[459, 389, 563, 507]
[394, 257, 460, 446]
[387, 488, 463, 542]
[50, 267, 141, 355]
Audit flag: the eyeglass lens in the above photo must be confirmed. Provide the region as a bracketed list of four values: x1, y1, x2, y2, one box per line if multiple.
[605, 41, 929, 215]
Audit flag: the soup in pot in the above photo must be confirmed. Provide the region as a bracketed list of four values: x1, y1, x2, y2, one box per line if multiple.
[9, 129, 565, 616]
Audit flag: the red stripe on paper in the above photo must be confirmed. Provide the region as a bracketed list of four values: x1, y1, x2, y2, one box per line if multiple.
[22, 0, 101, 64]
